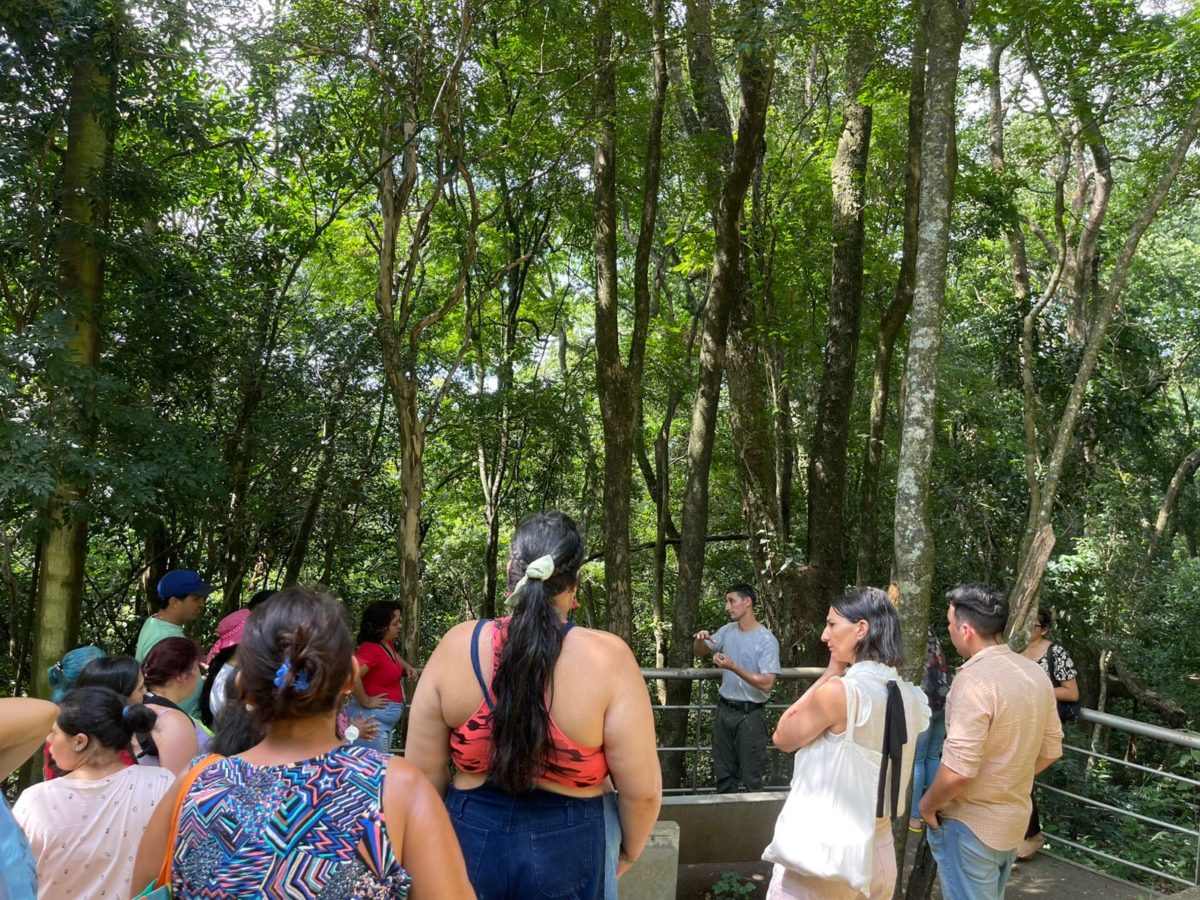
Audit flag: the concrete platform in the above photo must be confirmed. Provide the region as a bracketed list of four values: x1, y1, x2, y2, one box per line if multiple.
[677, 852, 1158, 900]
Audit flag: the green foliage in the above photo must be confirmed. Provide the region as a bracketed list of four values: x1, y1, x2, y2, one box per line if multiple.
[707, 870, 757, 899]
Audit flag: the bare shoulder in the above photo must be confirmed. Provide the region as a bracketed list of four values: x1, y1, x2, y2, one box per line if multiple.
[567, 626, 638, 664]
[385, 754, 425, 787]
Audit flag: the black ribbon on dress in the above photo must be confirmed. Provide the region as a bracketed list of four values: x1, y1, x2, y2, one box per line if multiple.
[876, 680, 908, 819]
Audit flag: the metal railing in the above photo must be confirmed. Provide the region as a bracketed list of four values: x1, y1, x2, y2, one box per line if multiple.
[643, 666, 822, 794]
[1037, 707, 1200, 890]
[645, 668, 1200, 891]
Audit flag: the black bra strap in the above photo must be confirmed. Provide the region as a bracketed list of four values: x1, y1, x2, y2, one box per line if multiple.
[470, 619, 495, 711]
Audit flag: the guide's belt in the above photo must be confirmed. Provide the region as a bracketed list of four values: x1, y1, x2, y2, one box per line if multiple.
[718, 696, 765, 713]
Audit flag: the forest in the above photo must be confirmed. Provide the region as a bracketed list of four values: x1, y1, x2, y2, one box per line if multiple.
[2, 0, 1199, 770]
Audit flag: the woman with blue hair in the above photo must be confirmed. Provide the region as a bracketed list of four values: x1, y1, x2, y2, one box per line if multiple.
[48, 645, 106, 704]
[45, 645, 107, 778]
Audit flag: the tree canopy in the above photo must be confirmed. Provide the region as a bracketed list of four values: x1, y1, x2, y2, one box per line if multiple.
[3, 0, 1199, 746]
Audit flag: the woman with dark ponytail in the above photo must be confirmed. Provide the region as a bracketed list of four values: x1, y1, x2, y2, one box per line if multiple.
[407, 510, 662, 899]
[13, 687, 173, 899]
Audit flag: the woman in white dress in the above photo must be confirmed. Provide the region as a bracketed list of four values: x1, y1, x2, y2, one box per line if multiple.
[767, 587, 930, 899]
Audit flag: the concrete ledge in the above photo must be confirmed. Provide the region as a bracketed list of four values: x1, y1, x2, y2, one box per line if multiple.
[659, 792, 785, 865]
[620, 820, 680, 900]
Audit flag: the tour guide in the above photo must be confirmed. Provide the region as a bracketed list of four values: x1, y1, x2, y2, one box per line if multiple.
[693, 583, 781, 792]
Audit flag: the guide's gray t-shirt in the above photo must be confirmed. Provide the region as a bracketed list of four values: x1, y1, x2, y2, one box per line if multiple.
[710, 622, 781, 703]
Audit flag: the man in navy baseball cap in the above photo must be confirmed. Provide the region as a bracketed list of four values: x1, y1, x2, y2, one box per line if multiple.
[136, 569, 215, 716]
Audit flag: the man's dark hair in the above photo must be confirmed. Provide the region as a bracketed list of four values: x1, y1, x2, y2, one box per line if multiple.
[727, 582, 757, 605]
[947, 583, 1008, 638]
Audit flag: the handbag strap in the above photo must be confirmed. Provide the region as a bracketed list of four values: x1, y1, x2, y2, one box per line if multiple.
[875, 681, 909, 819]
[840, 678, 860, 742]
[155, 753, 222, 888]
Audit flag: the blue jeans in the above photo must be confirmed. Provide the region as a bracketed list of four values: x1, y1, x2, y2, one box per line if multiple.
[603, 792, 621, 900]
[927, 817, 1019, 900]
[911, 711, 946, 816]
[347, 699, 403, 753]
[446, 783, 608, 899]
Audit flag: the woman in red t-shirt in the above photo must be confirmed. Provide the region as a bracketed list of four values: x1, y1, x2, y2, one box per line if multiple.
[349, 601, 417, 752]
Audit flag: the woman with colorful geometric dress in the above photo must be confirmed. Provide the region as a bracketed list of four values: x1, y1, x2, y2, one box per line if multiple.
[132, 586, 472, 900]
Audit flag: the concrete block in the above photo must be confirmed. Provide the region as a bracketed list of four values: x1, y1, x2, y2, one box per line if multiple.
[619, 821, 680, 900]
[660, 791, 785, 864]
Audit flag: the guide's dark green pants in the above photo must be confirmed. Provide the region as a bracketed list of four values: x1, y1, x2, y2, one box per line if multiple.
[713, 699, 768, 793]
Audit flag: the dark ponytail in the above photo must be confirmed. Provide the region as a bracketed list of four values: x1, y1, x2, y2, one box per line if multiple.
[490, 510, 585, 792]
[238, 586, 352, 723]
[58, 686, 158, 752]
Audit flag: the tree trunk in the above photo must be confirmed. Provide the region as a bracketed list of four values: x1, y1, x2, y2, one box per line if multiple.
[892, 0, 974, 674]
[32, 16, 117, 701]
[1011, 96, 1200, 599]
[800, 35, 874, 658]
[726, 275, 797, 645]
[142, 520, 169, 616]
[665, 0, 774, 787]
[592, 0, 664, 644]
[395, 375, 425, 663]
[857, 2, 925, 586]
[282, 403, 341, 586]
[1142, 448, 1200, 570]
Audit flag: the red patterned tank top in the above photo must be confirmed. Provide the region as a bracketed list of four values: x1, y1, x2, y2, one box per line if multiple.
[449, 618, 609, 789]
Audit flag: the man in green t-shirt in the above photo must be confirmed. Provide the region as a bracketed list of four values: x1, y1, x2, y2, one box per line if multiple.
[136, 569, 214, 716]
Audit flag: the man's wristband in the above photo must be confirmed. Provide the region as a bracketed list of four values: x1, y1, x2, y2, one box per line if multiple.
[619, 844, 637, 865]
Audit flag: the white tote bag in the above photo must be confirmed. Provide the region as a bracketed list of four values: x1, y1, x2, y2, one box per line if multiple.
[761, 682, 880, 894]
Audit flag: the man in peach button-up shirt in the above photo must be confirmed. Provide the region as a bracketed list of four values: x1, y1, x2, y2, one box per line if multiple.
[918, 583, 1063, 900]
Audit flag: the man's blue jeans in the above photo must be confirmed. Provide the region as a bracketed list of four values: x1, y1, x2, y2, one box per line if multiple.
[927, 817, 1019, 900]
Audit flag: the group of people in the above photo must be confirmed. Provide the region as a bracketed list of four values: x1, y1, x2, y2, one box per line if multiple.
[0, 506, 1082, 900]
[694, 581, 1072, 900]
[0, 510, 663, 900]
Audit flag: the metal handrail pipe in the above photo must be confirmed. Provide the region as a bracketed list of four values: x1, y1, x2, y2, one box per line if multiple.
[1036, 782, 1199, 836]
[1079, 707, 1200, 751]
[641, 667, 825, 680]
[1045, 832, 1193, 887]
[1061, 742, 1200, 788]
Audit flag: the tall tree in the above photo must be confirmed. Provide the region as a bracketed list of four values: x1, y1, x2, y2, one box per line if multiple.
[593, 0, 666, 643]
[892, 0, 975, 670]
[664, 0, 774, 786]
[798, 28, 876, 657]
[857, 0, 926, 586]
[31, 0, 121, 700]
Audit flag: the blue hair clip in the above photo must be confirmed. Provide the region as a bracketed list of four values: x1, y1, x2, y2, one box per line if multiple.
[274, 658, 309, 692]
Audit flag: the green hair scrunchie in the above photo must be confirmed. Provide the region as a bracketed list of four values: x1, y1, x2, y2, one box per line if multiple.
[509, 553, 557, 601]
